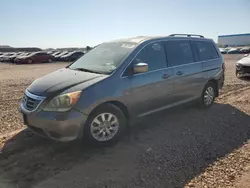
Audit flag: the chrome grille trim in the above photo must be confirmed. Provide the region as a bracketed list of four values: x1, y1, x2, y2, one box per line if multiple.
[22, 90, 46, 112]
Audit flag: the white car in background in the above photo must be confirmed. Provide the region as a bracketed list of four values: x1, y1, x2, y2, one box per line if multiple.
[236, 54, 250, 77]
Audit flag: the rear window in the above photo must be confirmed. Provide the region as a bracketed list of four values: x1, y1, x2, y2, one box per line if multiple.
[164, 40, 194, 66]
[193, 41, 219, 61]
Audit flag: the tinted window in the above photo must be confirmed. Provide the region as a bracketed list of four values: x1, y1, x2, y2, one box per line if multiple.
[193, 41, 219, 61]
[165, 40, 194, 66]
[133, 42, 166, 71]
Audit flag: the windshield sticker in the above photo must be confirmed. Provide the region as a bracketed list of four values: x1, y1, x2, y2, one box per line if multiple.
[121, 44, 135, 48]
[104, 62, 114, 66]
[103, 62, 116, 69]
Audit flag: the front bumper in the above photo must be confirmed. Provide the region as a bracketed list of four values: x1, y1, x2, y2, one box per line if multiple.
[19, 102, 88, 142]
[236, 64, 250, 75]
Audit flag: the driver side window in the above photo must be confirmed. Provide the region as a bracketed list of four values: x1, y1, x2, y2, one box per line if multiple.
[133, 42, 167, 72]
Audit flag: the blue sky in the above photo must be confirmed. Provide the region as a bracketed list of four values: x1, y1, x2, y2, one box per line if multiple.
[1, 0, 250, 48]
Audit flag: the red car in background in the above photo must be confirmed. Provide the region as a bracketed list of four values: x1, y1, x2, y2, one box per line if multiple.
[14, 52, 54, 64]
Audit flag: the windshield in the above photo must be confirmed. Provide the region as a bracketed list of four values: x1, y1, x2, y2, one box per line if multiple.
[63, 51, 75, 56]
[57, 51, 68, 56]
[69, 42, 137, 74]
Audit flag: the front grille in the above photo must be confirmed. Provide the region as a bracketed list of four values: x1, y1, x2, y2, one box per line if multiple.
[23, 95, 40, 111]
[242, 66, 250, 73]
[22, 90, 45, 111]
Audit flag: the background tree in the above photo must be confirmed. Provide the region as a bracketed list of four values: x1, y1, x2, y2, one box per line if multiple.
[86, 46, 91, 51]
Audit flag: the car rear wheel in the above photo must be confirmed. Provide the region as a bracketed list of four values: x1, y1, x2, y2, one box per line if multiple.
[200, 82, 216, 108]
[84, 104, 127, 145]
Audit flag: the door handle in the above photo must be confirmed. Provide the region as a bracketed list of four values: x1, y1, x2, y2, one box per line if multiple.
[162, 73, 170, 79]
[176, 71, 183, 76]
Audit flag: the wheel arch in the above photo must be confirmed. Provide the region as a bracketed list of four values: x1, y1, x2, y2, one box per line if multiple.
[89, 100, 130, 121]
[80, 100, 130, 142]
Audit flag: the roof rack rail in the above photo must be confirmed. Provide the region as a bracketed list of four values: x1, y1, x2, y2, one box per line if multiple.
[169, 34, 204, 38]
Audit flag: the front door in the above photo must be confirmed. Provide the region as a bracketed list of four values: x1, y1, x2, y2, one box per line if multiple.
[128, 42, 174, 116]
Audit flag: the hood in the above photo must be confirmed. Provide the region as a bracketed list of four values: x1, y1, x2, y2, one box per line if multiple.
[237, 56, 250, 66]
[27, 68, 107, 96]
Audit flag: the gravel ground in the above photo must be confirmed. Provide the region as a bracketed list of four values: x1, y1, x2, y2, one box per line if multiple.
[0, 55, 250, 188]
[0, 62, 68, 136]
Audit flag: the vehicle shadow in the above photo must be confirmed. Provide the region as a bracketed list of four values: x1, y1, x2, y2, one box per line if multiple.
[0, 103, 250, 188]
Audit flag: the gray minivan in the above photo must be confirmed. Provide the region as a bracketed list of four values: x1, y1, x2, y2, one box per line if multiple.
[20, 34, 224, 144]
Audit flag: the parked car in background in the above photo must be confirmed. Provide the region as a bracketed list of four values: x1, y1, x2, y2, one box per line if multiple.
[240, 47, 250, 54]
[51, 51, 62, 57]
[227, 48, 240, 54]
[3, 52, 23, 62]
[20, 34, 224, 144]
[0, 52, 16, 62]
[54, 51, 69, 61]
[14, 52, 54, 64]
[15, 52, 30, 59]
[0, 54, 4, 62]
[60, 51, 84, 61]
[236, 54, 250, 77]
[224, 47, 231, 52]
[47, 50, 55, 54]
[0, 53, 7, 61]
[219, 48, 227, 54]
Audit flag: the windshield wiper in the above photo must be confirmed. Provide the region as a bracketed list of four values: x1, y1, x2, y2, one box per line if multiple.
[70, 67, 104, 74]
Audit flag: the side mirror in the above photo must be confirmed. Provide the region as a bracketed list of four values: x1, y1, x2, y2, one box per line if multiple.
[133, 62, 148, 74]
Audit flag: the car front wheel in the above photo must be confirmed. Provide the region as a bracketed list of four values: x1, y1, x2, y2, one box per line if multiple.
[84, 104, 127, 145]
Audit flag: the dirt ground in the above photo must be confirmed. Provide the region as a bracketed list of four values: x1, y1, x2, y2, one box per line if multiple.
[0, 55, 250, 188]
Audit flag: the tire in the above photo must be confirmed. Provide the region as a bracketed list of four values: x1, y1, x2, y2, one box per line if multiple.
[28, 59, 32, 64]
[200, 82, 216, 108]
[48, 59, 53, 63]
[83, 103, 127, 145]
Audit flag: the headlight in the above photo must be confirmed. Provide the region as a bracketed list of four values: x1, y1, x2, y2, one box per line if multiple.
[236, 63, 242, 68]
[43, 91, 81, 112]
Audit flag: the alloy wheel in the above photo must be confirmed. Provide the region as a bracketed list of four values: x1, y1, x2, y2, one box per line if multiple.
[90, 113, 119, 142]
[204, 86, 215, 106]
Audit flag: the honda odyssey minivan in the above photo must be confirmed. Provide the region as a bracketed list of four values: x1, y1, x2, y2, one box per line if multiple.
[20, 34, 224, 144]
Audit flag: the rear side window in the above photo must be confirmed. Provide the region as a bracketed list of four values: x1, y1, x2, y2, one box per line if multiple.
[193, 41, 219, 61]
[133, 42, 167, 71]
[164, 40, 194, 67]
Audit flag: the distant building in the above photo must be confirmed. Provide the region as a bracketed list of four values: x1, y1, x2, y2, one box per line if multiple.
[218, 33, 250, 46]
